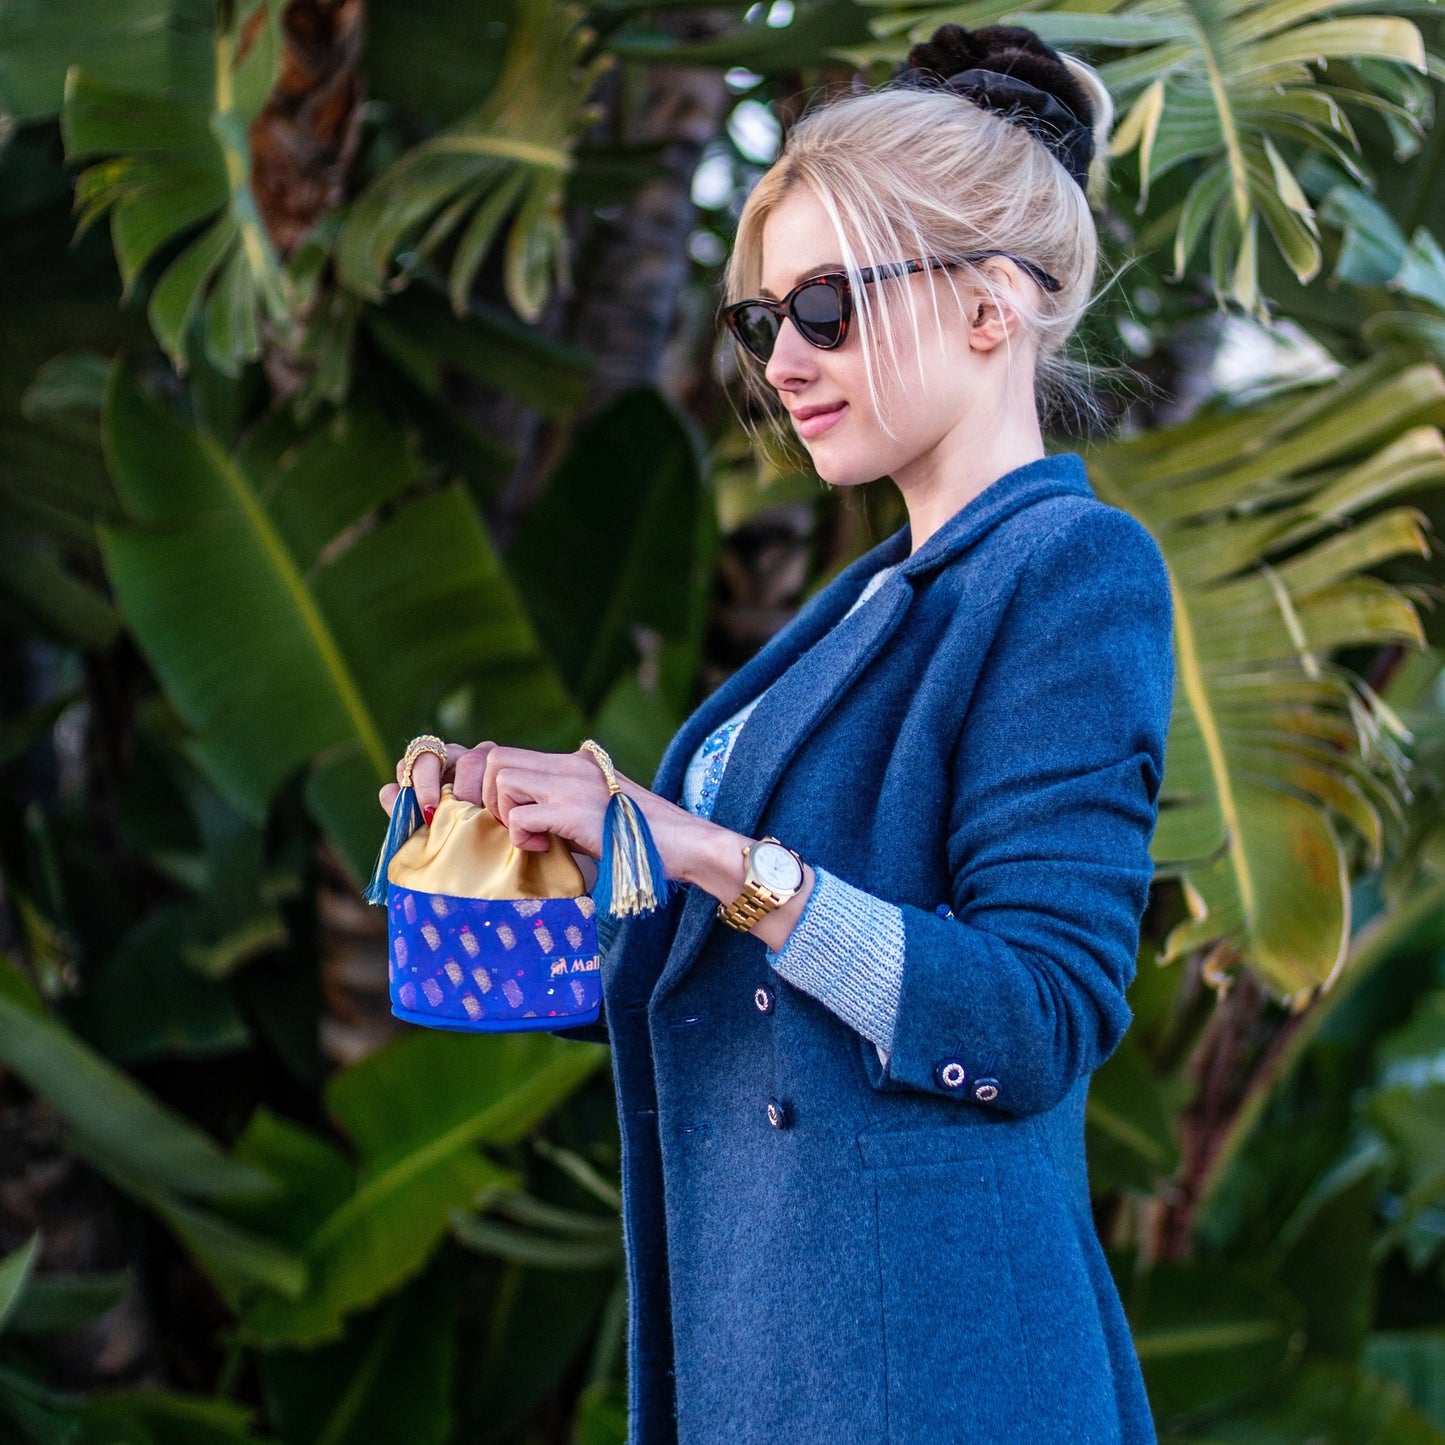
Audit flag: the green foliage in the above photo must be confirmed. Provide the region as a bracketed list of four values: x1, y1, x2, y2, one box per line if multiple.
[0, 969, 276, 1203]
[1091, 351, 1445, 1002]
[60, 0, 294, 375]
[228, 1030, 607, 1346]
[96, 365, 584, 886]
[335, 0, 613, 321]
[2, 0, 1445, 1438]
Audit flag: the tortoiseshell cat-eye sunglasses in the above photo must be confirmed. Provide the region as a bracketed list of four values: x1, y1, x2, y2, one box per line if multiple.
[723, 251, 1063, 366]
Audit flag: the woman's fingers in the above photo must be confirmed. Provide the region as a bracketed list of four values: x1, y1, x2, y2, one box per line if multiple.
[387, 741, 470, 820]
[484, 756, 542, 834]
[407, 751, 444, 818]
[486, 757, 607, 856]
[503, 802, 557, 850]
[451, 741, 499, 807]
[480, 747, 566, 820]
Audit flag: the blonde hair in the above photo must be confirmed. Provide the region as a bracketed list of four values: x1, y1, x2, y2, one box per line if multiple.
[720, 54, 1119, 474]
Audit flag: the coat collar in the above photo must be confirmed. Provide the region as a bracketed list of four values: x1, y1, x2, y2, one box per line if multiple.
[643, 450, 1091, 1008]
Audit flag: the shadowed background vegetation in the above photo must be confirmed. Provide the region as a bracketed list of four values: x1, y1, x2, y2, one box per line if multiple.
[3, 0, 1445, 1440]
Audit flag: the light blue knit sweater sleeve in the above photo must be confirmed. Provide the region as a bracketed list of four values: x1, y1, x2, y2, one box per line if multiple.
[763, 867, 904, 1062]
[679, 563, 905, 1065]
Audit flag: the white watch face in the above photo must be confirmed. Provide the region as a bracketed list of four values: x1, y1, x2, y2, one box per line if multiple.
[752, 841, 803, 893]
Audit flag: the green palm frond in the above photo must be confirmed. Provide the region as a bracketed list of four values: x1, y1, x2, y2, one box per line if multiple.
[1089, 352, 1445, 1007]
[335, 0, 613, 321]
[60, 0, 296, 375]
[828, 0, 1433, 317]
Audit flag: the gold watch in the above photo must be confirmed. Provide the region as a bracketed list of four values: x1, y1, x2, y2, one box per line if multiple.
[716, 836, 806, 932]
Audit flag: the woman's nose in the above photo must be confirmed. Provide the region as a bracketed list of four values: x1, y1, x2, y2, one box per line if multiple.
[764, 317, 818, 388]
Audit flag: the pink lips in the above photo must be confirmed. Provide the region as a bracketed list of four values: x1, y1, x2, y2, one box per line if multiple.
[795, 402, 847, 439]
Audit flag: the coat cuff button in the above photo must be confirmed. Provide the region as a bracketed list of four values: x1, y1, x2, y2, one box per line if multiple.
[934, 1057, 967, 1090]
[973, 1078, 1000, 1102]
[754, 984, 775, 1014]
[766, 1096, 790, 1129]
[934, 903, 956, 919]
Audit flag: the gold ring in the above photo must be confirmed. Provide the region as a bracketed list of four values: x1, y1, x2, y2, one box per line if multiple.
[401, 734, 449, 788]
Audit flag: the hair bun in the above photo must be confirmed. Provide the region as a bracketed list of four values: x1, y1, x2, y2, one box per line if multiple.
[901, 23, 1094, 133]
[891, 23, 1096, 191]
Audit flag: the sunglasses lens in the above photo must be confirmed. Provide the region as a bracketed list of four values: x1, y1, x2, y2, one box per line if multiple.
[731, 305, 780, 363]
[792, 280, 844, 347]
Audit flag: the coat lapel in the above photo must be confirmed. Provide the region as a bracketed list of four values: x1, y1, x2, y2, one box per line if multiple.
[650, 573, 914, 1007]
[648, 532, 910, 807]
[645, 451, 1094, 1009]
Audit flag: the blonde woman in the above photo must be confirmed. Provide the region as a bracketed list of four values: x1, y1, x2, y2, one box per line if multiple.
[385, 23, 1172, 1443]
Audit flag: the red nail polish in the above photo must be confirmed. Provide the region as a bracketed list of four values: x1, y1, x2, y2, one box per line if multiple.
[422, 805, 436, 825]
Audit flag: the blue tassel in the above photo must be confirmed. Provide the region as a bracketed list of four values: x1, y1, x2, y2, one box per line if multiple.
[581, 739, 676, 919]
[363, 783, 424, 906]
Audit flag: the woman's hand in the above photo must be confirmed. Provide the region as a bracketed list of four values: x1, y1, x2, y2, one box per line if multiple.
[470, 743, 618, 857]
[378, 739, 750, 897]
[378, 740, 638, 859]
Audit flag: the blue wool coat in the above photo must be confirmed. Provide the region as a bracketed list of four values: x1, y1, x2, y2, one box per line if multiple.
[554, 451, 1174, 1444]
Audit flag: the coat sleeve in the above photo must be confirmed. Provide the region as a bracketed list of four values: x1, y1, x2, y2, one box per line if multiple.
[863, 504, 1174, 1116]
[546, 909, 620, 1045]
[797, 505, 1167, 1115]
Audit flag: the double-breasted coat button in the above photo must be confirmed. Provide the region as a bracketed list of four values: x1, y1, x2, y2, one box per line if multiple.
[973, 1077, 1000, 1102]
[934, 1057, 968, 1091]
[754, 984, 775, 1014]
[766, 1096, 790, 1129]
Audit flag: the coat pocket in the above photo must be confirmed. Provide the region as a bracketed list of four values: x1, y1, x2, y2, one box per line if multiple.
[864, 1140, 1035, 1445]
[856, 1120, 1005, 1170]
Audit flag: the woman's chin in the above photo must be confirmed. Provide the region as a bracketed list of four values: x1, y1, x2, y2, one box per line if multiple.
[811, 455, 875, 487]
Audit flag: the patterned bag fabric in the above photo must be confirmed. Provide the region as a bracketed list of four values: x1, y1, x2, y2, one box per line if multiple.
[384, 784, 601, 1032]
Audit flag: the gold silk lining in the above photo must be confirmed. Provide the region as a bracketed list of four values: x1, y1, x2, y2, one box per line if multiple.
[386, 784, 588, 901]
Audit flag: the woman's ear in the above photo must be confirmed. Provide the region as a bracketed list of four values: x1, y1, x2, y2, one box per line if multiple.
[965, 264, 1025, 353]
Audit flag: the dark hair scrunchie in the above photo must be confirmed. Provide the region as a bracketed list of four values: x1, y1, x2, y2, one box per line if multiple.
[887, 23, 1096, 193]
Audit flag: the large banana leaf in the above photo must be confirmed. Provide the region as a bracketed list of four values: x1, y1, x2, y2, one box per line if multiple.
[59, 0, 294, 375]
[335, 0, 612, 321]
[1320, 177, 1445, 368]
[0, 1237, 39, 1337]
[1365, 1333, 1445, 1426]
[1088, 351, 1445, 1004]
[78, 1393, 264, 1445]
[0, 957, 605, 1346]
[94, 365, 582, 887]
[0, 0, 211, 124]
[0, 345, 121, 649]
[1174, 1357, 1445, 1440]
[225, 1031, 608, 1346]
[68, 904, 251, 1061]
[1188, 838, 1445, 1253]
[1085, 1032, 1183, 1192]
